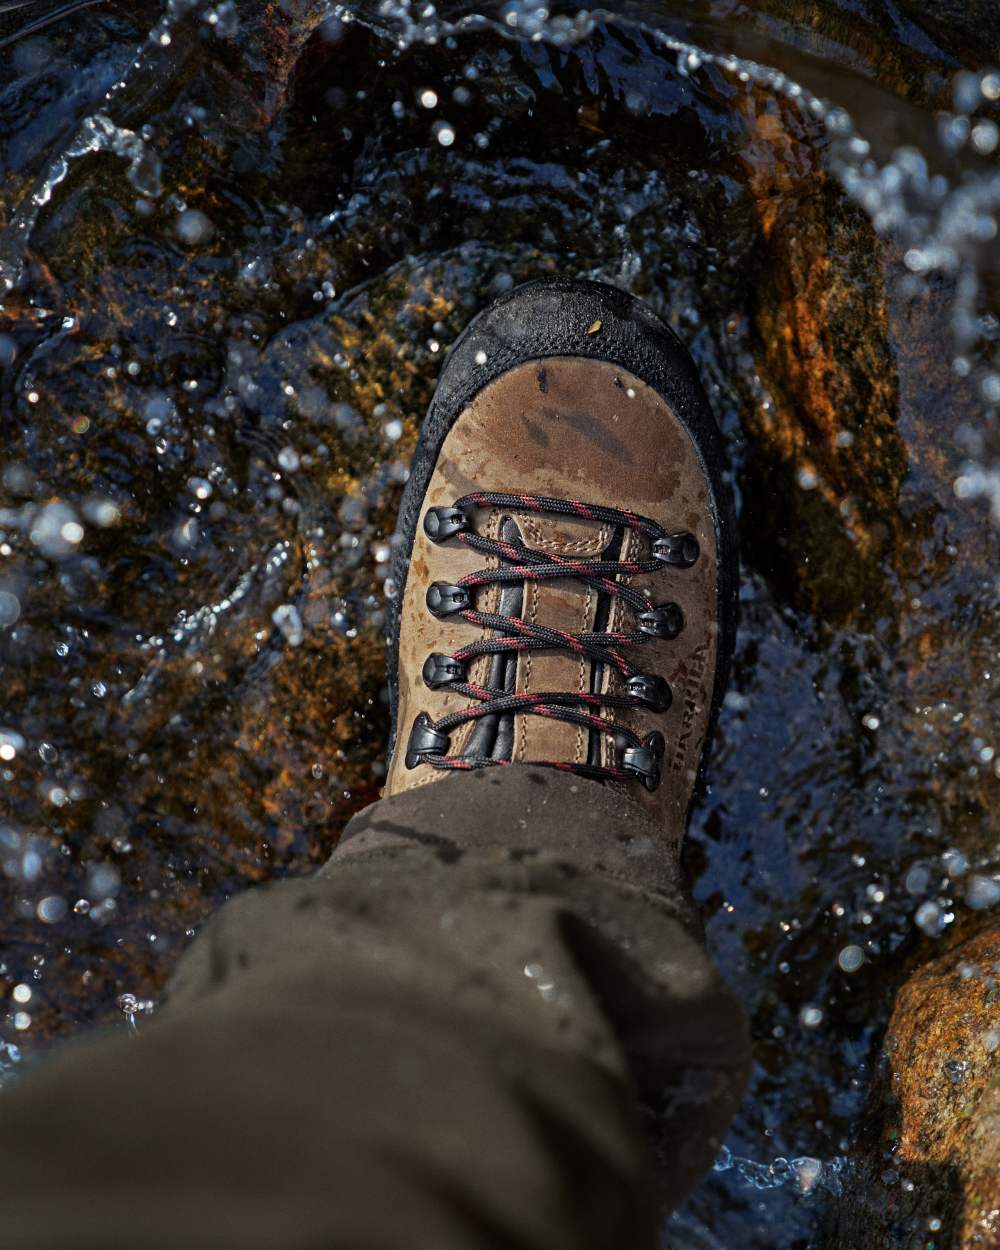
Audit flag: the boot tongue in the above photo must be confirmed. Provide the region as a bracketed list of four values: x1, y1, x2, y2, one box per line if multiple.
[461, 510, 613, 763]
[507, 508, 617, 767]
[460, 505, 617, 765]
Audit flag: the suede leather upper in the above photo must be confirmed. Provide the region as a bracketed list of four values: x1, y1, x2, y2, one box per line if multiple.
[384, 354, 721, 844]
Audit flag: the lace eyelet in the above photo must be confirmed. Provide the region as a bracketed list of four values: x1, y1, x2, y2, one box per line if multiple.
[621, 732, 665, 791]
[653, 532, 699, 568]
[426, 582, 471, 618]
[626, 673, 672, 712]
[423, 506, 471, 542]
[422, 653, 467, 689]
[638, 603, 684, 639]
[405, 713, 450, 769]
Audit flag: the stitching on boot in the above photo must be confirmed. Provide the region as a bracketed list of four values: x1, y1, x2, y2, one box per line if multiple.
[574, 583, 592, 764]
[517, 514, 609, 554]
[516, 575, 540, 762]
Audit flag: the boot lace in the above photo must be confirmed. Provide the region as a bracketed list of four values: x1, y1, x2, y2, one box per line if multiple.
[405, 491, 700, 790]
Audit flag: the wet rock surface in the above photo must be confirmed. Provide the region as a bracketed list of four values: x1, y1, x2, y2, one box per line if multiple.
[828, 921, 1000, 1250]
[0, 1, 998, 1246]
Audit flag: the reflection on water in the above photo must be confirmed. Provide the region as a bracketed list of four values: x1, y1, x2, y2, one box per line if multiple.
[0, 1, 997, 1245]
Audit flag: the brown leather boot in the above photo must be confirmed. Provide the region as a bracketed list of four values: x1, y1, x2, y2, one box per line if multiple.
[384, 278, 737, 842]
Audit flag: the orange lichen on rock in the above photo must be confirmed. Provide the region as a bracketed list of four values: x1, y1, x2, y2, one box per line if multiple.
[829, 925, 1000, 1249]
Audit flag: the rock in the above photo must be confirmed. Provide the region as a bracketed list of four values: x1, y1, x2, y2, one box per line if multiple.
[827, 923, 1000, 1250]
[737, 86, 907, 626]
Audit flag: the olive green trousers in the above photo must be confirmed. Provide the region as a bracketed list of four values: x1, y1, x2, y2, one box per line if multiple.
[0, 768, 749, 1249]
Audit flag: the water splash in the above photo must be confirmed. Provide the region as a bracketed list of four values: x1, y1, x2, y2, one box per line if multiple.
[334, 0, 1000, 522]
[713, 1143, 848, 1197]
[1, 112, 162, 293]
[0, 1040, 22, 1090]
[5, 0, 998, 512]
[0, 0, 196, 292]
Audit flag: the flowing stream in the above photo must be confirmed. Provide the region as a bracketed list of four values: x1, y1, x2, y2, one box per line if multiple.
[0, 1, 998, 1245]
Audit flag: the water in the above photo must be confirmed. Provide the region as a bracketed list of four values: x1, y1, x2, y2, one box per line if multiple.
[0, 1, 998, 1245]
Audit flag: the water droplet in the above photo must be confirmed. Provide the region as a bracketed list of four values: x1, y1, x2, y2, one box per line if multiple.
[943, 1057, 967, 1085]
[942, 849, 968, 877]
[838, 945, 864, 973]
[972, 120, 999, 155]
[0, 591, 20, 628]
[432, 121, 456, 146]
[915, 900, 946, 936]
[88, 864, 120, 900]
[272, 603, 304, 646]
[29, 502, 84, 559]
[965, 875, 1000, 910]
[174, 209, 214, 246]
[953, 70, 983, 113]
[905, 863, 931, 895]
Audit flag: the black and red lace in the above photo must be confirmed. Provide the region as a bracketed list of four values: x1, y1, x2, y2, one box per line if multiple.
[405, 491, 700, 791]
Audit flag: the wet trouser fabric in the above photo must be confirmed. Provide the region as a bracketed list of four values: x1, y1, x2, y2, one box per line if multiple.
[0, 768, 750, 1250]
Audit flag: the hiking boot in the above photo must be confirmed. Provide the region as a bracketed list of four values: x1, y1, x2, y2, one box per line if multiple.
[383, 277, 737, 840]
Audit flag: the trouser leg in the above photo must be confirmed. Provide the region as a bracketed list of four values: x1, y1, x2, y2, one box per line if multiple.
[0, 768, 749, 1250]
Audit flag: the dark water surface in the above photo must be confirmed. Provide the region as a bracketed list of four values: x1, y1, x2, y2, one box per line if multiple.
[0, 1, 998, 1245]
